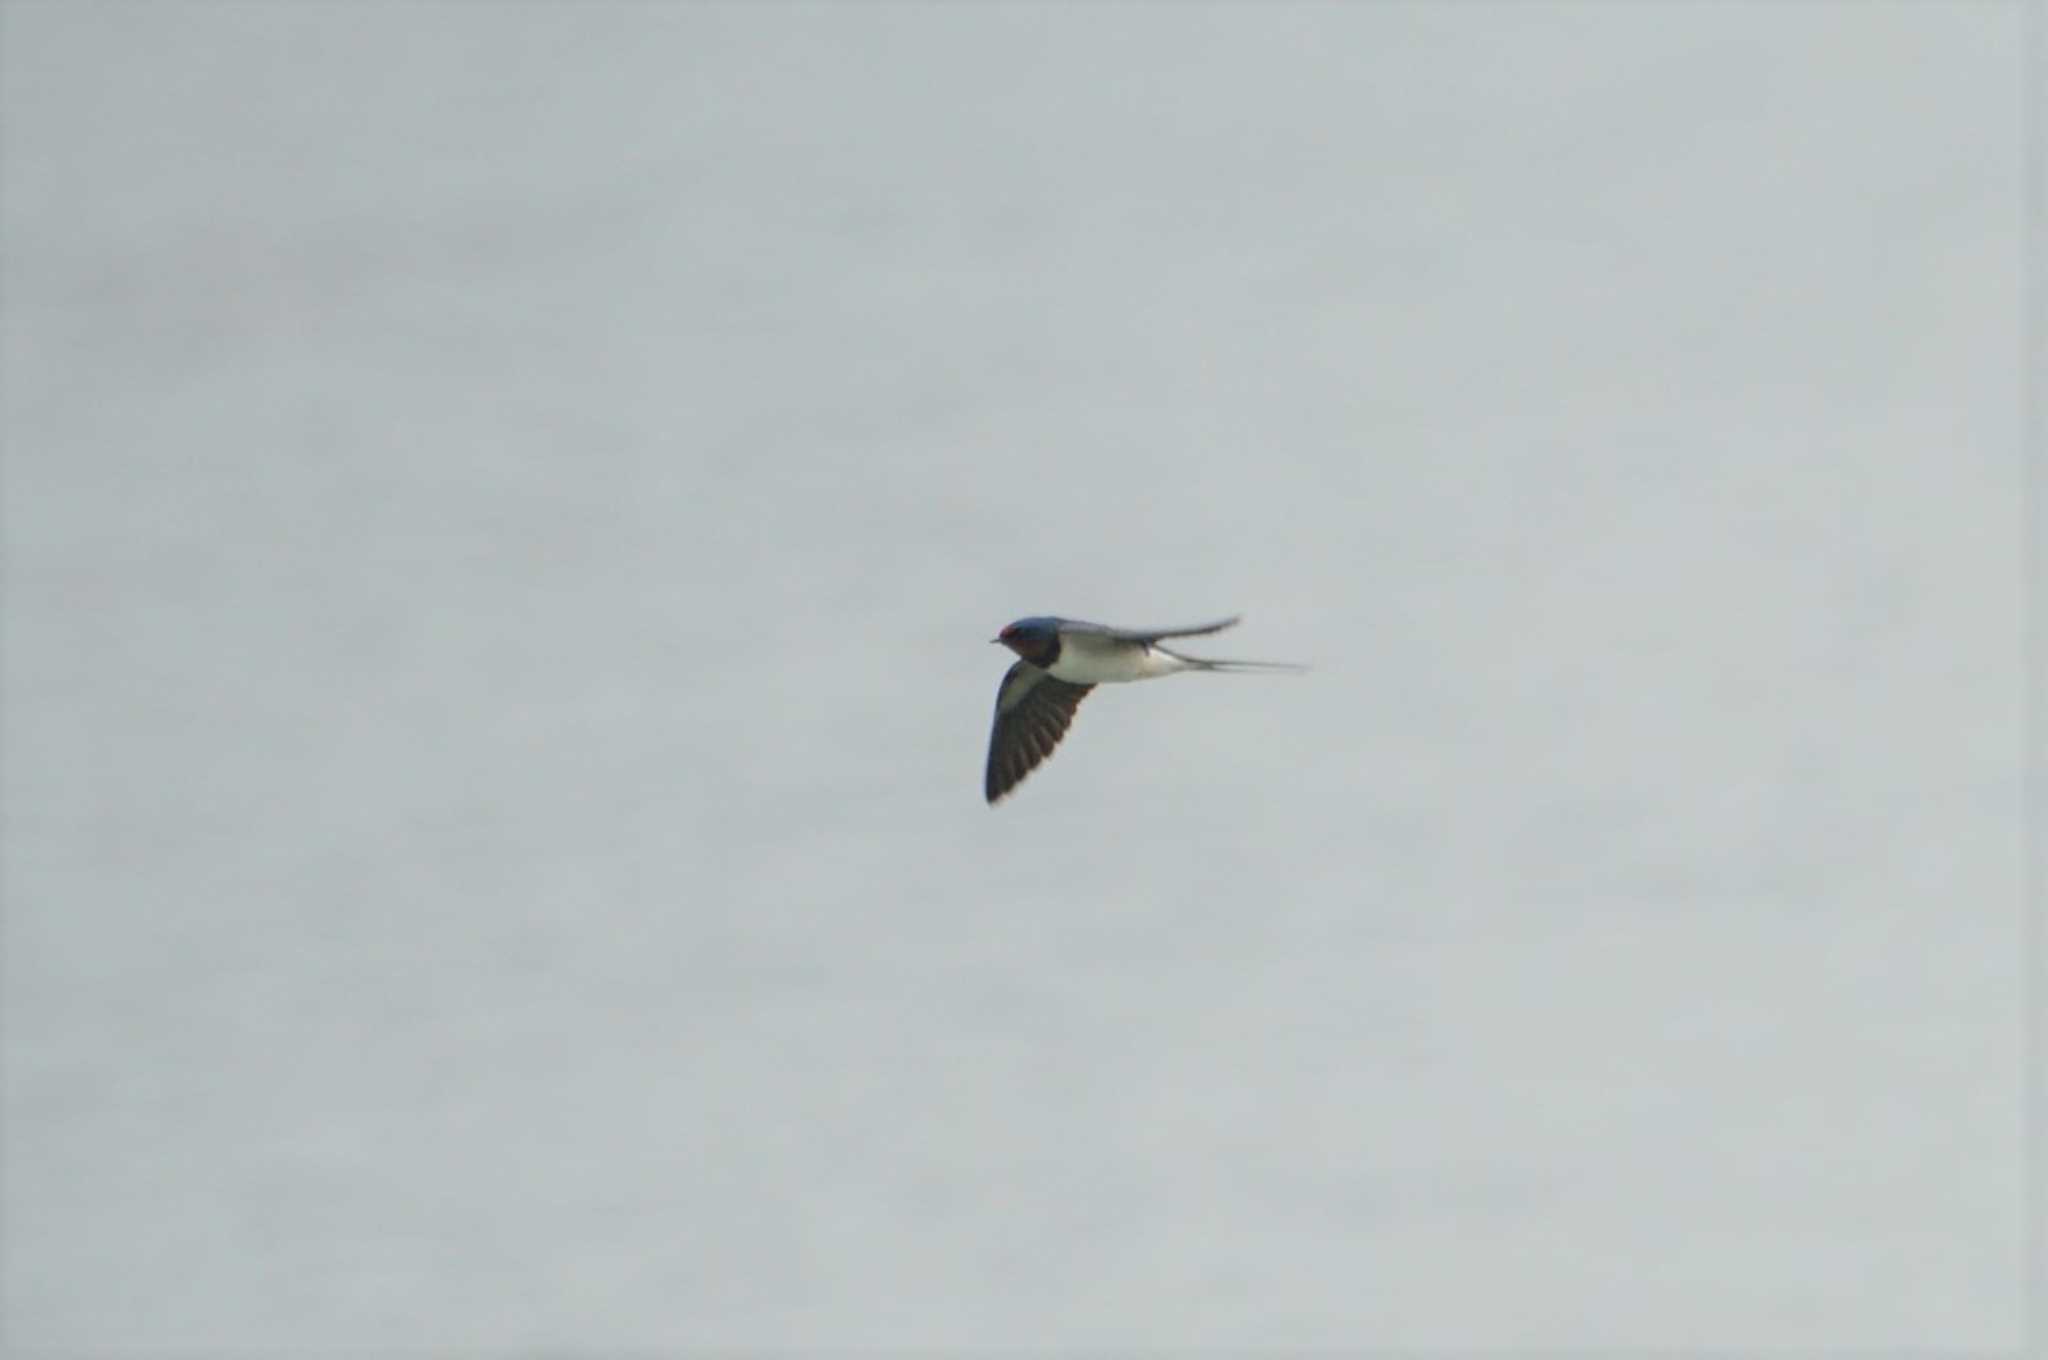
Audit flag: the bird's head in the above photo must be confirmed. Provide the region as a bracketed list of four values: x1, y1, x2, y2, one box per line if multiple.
[992, 617, 1060, 662]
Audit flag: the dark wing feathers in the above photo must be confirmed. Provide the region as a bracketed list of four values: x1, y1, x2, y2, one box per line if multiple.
[1077, 615, 1241, 643]
[985, 662, 1094, 804]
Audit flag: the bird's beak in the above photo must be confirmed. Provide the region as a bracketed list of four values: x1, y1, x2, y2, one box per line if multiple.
[989, 636, 1003, 644]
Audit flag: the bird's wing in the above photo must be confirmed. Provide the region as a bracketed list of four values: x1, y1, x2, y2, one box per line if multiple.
[985, 662, 1094, 804]
[1087, 615, 1242, 643]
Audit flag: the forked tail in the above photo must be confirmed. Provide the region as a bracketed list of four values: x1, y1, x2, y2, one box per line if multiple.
[1162, 649, 1308, 674]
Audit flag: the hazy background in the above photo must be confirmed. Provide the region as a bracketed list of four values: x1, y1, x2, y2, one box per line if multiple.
[2, 2, 2027, 1351]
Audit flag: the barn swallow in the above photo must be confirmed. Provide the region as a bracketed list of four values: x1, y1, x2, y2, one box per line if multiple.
[984, 615, 1302, 804]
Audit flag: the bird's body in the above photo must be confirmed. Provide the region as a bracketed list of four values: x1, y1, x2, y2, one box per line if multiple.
[982, 614, 1299, 804]
[1043, 628, 1200, 684]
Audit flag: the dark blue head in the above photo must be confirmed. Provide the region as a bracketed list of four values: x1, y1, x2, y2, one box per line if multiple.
[993, 616, 1062, 666]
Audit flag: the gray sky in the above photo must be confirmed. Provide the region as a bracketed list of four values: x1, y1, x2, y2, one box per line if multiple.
[1, 2, 2028, 1350]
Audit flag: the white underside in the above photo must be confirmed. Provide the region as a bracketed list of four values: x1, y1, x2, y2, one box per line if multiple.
[1046, 634, 1191, 684]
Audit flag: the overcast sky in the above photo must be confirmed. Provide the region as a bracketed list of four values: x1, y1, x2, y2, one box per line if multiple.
[2, 3, 2030, 1351]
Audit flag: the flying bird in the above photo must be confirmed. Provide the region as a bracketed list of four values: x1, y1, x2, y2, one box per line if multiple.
[983, 614, 1301, 804]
